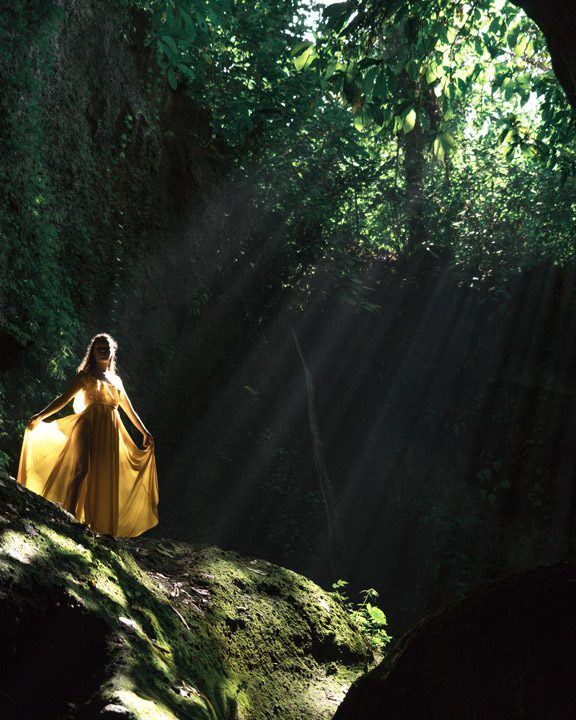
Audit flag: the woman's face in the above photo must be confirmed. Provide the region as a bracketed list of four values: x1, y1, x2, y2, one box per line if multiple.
[92, 337, 111, 364]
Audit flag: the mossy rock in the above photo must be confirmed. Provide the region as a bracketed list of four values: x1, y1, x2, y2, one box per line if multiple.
[0, 472, 370, 719]
[334, 563, 576, 719]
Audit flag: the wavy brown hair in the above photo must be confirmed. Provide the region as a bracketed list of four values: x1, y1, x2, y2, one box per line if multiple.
[77, 333, 118, 374]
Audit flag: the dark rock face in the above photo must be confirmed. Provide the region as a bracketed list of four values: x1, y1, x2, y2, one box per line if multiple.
[334, 564, 576, 720]
[0, 590, 110, 720]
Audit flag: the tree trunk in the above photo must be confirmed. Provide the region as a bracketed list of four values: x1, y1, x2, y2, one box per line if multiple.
[511, 0, 576, 108]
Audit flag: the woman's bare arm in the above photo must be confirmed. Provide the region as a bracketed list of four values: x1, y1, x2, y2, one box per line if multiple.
[119, 388, 154, 448]
[27, 373, 85, 429]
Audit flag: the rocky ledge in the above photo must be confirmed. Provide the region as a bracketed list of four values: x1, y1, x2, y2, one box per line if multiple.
[0, 473, 370, 720]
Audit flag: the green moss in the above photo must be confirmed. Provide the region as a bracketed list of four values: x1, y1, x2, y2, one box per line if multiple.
[0, 472, 370, 719]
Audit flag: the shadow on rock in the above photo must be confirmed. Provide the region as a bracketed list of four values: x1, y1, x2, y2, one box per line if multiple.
[334, 564, 576, 720]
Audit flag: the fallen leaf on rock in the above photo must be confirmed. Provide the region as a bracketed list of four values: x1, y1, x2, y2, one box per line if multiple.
[176, 681, 201, 698]
[190, 586, 210, 597]
[155, 545, 176, 558]
[118, 616, 140, 632]
[170, 583, 183, 598]
[150, 572, 169, 581]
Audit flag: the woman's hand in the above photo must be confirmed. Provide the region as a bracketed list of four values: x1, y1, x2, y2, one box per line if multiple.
[27, 414, 42, 430]
[142, 431, 154, 448]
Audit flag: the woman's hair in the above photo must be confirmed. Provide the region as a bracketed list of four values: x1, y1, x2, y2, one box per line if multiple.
[77, 333, 118, 374]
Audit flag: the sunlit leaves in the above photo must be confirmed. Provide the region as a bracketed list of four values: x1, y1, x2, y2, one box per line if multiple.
[497, 114, 548, 161]
[433, 130, 456, 161]
[292, 40, 316, 71]
[312, 0, 571, 166]
[132, 0, 576, 284]
[140, 0, 320, 149]
[330, 582, 392, 654]
[322, 1, 353, 35]
[402, 107, 416, 133]
[144, 0, 225, 91]
[353, 112, 368, 131]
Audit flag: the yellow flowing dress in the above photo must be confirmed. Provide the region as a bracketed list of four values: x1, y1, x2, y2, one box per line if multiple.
[17, 370, 159, 537]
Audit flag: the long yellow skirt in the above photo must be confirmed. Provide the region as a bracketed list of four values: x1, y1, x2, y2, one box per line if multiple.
[17, 403, 159, 537]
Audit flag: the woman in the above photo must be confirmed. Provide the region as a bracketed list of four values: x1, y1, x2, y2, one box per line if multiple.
[17, 333, 159, 537]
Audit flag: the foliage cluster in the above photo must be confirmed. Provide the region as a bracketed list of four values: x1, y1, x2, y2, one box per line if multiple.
[137, 0, 576, 289]
[0, 1, 76, 350]
[131, 0, 391, 306]
[0, 1, 77, 469]
[330, 579, 392, 655]
[2, 0, 574, 397]
[309, 0, 575, 160]
[286, 0, 576, 279]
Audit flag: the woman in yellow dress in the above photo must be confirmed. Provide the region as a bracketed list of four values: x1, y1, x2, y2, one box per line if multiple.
[17, 333, 159, 537]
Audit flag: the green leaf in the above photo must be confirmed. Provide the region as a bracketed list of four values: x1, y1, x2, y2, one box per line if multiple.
[160, 35, 179, 56]
[425, 61, 443, 84]
[374, 69, 389, 99]
[194, 10, 208, 34]
[179, 65, 195, 80]
[323, 2, 352, 33]
[167, 69, 178, 91]
[292, 42, 316, 71]
[507, 28, 519, 51]
[362, 66, 380, 97]
[433, 136, 445, 161]
[488, 17, 501, 35]
[402, 108, 417, 133]
[354, 108, 372, 131]
[324, 59, 340, 82]
[368, 606, 387, 624]
[514, 33, 529, 57]
[441, 131, 457, 149]
[180, 9, 196, 40]
[291, 40, 313, 56]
